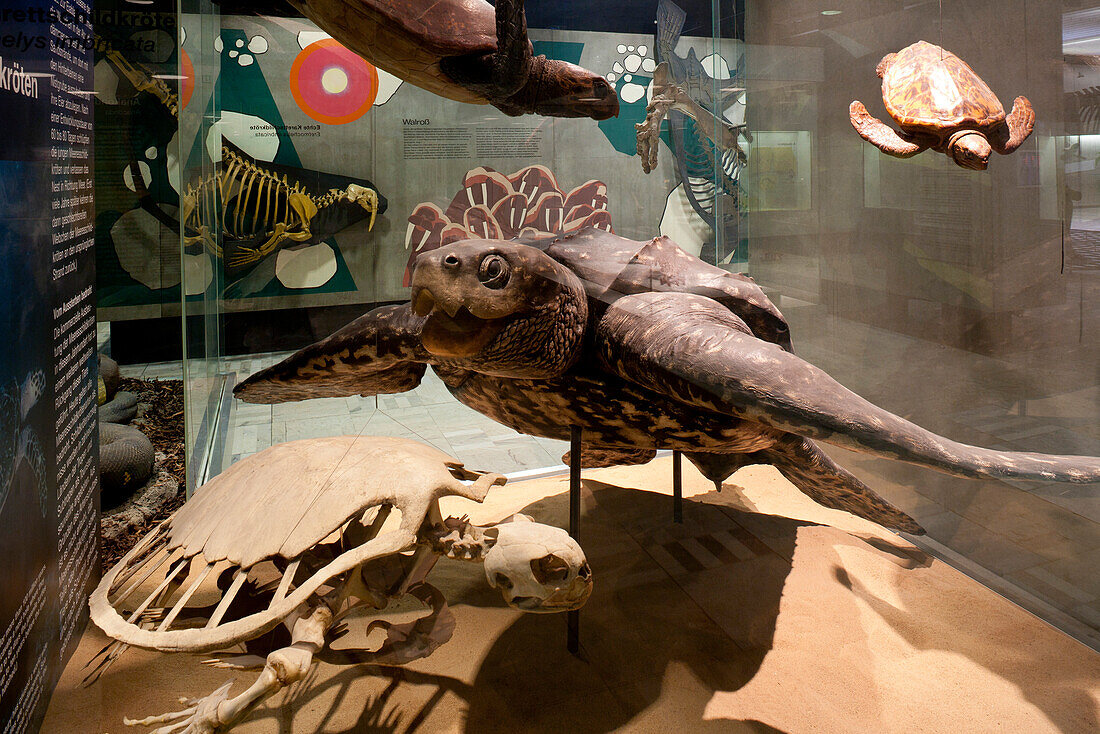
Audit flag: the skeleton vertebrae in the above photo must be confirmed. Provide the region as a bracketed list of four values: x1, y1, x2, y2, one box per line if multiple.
[181, 145, 380, 269]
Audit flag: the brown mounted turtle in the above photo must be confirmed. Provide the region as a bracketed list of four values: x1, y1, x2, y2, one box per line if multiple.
[850, 41, 1034, 170]
[234, 227, 1100, 536]
[287, 0, 619, 120]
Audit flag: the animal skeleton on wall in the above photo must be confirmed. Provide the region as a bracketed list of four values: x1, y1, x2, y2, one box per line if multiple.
[182, 144, 385, 280]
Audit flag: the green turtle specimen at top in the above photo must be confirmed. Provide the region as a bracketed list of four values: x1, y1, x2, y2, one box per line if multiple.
[850, 41, 1034, 170]
[286, 0, 618, 120]
[235, 228, 1100, 535]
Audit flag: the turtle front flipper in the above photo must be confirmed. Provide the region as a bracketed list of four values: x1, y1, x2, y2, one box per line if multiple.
[849, 101, 928, 158]
[595, 291, 1100, 486]
[439, 0, 531, 103]
[990, 96, 1035, 154]
[234, 304, 430, 404]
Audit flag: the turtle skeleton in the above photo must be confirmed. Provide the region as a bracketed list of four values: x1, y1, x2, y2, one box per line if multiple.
[181, 145, 381, 272]
[87, 436, 590, 734]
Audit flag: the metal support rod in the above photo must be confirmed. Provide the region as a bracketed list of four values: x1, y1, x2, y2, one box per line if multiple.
[567, 425, 582, 655]
[672, 450, 683, 524]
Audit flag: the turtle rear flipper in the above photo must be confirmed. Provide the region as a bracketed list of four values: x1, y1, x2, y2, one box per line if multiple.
[763, 435, 922, 534]
[849, 101, 928, 157]
[439, 0, 531, 102]
[875, 52, 896, 78]
[990, 96, 1035, 154]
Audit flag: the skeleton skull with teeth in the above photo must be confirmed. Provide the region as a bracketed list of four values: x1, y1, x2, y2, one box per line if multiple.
[483, 515, 593, 613]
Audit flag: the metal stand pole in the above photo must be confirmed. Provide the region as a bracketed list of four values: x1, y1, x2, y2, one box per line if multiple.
[567, 425, 582, 654]
[672, 450, 683, 524]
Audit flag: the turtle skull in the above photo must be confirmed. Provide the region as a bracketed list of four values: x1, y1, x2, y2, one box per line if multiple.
[483, 515, 592, 613]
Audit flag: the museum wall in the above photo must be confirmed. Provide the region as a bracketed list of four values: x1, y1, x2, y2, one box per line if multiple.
[745, 1, 1100, 633]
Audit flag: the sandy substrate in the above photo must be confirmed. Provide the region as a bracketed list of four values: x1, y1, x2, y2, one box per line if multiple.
[43, 457, 1100, 733]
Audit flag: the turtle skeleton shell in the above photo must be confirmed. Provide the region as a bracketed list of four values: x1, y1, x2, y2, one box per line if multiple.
[89, 436, 501, 654]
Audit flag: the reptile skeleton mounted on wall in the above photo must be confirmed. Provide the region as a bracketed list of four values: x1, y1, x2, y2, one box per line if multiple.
[235, 228, 1100, 535]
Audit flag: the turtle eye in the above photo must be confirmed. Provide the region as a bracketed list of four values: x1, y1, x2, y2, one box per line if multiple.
[478, 254, 510, 290]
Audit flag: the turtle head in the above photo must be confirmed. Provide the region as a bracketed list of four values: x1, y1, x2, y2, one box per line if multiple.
[947, 130, 991, 170]
[410, 240, 588, 378]
[500, 56, 619, 121]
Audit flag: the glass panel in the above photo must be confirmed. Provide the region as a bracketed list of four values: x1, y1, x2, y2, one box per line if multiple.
[179, 0, 225, 494]
[745, 0, 1100, 643]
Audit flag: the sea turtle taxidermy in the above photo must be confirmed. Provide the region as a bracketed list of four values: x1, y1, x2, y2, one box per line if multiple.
[87, 436, 591, 733]
[235, 228, 1100, 535]
[850, 41, 1034, 170]
[285, 0, 618, 119]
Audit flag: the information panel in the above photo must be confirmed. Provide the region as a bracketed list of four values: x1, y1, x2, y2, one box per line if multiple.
[0, 3, 98, 731]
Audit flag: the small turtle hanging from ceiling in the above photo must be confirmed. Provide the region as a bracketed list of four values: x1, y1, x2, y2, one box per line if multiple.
[849, 41, 1034, 170]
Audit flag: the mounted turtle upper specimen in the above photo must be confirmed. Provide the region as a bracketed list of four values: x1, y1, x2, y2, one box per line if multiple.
[88, 436, 590, 733]
[850, 41, 1034, 170]
[285, 0, 618, 120]
[234, 227, 1100, 535]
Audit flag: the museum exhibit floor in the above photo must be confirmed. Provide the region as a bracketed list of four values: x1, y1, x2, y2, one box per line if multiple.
[43, 457, 1100, 733]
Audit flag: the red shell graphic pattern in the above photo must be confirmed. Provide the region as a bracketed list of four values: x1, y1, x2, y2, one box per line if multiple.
[404, 165, 613, 285]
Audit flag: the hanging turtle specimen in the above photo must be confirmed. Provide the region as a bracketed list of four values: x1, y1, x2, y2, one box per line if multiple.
[285, 0, 618, 120]
[850, 41, 1034, 170]
[234, 228, 1100, 535]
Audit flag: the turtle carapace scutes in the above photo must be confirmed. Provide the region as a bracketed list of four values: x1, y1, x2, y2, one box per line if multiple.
[850, 41, 1034, 170]
[235, 228, 1100, 535]
[285, 0, 619, 120]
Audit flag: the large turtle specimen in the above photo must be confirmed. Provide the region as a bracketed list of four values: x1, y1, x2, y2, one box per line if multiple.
[850, 40, 1034, 170]
[286, 0, 618, 120]
[235, 228, 1100, 535]
[87, 436, 591, 733]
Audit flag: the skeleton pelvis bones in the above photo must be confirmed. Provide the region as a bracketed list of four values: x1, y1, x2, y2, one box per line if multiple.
[85, 436, 590, 734]
[181, 146, 381, 270]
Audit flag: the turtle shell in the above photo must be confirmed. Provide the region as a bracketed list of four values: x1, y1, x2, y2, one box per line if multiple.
[293, 0, 502, 104]
[169, 435, 472, 568]
[527, 227, 792, 350]
[882, 41, 1005, 132]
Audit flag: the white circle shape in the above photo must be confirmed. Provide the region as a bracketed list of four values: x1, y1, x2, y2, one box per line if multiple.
[620, 82, 646, 104]
[321, 67, 350, 94]
[625, 54, 641, 72]
[642, 58, 656, 72]
[235, 38, 244, 48]
[616, 44, 626, 53]
[214, 36, 223, 52]
[238, 54, 254, 67]
[145, 146, 158, 160]
[613, 61, 623, 74]
[229, 50, 238, 58]
[639, 45, 648, 56]
[248, 35, 269, 54]
[624, 74, 633, 83]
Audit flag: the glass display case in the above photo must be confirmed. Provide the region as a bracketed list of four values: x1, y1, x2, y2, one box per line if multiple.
[3, 0, 1098, 732]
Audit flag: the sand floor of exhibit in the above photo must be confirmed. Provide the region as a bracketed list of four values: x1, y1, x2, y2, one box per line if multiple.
[43, 456, 1100, 733]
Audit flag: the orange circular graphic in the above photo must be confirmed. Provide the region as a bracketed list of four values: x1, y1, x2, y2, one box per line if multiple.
[179, 48, 195, 109]
[290, 39, 378, 125]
